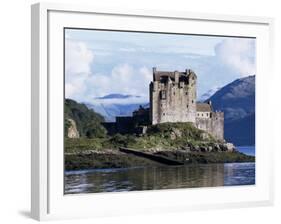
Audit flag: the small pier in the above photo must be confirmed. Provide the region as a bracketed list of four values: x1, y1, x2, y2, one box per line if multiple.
[119, 147, 184, 166]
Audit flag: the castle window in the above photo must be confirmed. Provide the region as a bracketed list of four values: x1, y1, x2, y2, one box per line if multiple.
[160, 90, 166, 100]
[192, 100, 194, 103]
[186, 92, 188, 95]
[163, 113, 165, 116]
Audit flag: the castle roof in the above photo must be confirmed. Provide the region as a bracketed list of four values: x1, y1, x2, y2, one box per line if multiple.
[152, 68, 196, 82]
[153, 71, 186, 81]
[196, 103, 212, 112]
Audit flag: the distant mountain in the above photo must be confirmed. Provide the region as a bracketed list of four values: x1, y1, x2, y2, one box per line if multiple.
[95, 93, 141, 100]
[85, 102, 149, 122]
[199, 87, 221, 102]
[207, 75, 255, 146]
[89, 94, 147, 121]
[224, 113, 255, 146]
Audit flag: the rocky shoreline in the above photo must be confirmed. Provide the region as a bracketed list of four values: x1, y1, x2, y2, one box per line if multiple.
[65, 150, 162, 170]
[143, 142, 236, 153]
[65, 147, 255, 171]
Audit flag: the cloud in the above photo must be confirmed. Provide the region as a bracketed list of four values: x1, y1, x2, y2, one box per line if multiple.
[65, 39, 94, 99]
[65, 31, 256, 104]
[119, 47, 137, 52]
[65, 38, 152, 103]
[65, 40, 93, 75]
[92, 96, 149, 105]
[215, 39, 256, 76]
[88, 64, 152, 104]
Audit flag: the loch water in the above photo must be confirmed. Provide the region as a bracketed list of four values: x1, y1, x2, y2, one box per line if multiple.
[65, 146, 255, 194]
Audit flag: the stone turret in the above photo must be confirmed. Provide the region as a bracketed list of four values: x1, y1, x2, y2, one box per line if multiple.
[195, 102, 224, 141]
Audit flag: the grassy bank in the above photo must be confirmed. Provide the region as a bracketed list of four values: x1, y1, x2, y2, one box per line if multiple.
[65, 122, 220, 153]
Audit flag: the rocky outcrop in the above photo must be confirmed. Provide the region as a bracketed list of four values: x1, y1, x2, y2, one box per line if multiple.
[67, 118, 80, 138]
[181, 142, 235, 153]
[169, 128, 183, 140]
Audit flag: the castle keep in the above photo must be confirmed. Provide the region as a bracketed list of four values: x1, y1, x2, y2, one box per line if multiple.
[103, 68, 224, 140]
[150, 68, 197, 124]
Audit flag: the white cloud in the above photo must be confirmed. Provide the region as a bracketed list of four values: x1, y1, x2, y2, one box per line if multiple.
[65, 39, 94, 99]
[65, 38, 152, 103]
[215, 39, 256, 76]
[119, 47, 137, 52]
[88, 64, 152, 104]
[65, 40, 93, 75]
[92, 96, 149, 105]
[65, 31, 256, 104]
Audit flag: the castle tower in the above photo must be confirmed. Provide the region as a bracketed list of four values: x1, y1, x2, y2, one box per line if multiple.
[149, 68, 197, 125]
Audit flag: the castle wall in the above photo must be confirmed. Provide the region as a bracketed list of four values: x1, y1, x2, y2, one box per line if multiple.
[115, 116, 135, 134]
[196, 112, 224, 140]
[101, 122, 116, 135]
[197, 112, 211, 118]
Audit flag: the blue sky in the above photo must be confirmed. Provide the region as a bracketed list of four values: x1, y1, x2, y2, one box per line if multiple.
[65, 29, 256, 104]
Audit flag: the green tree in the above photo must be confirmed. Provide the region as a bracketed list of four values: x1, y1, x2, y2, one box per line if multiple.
[65, 99, 107, 138]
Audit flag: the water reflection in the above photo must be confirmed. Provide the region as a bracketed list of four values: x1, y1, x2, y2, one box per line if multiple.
[65, 162, 255, 194]
[224, 163, 255, 186]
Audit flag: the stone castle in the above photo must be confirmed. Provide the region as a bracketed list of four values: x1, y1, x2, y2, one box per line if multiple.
[103, 68, 224, 140]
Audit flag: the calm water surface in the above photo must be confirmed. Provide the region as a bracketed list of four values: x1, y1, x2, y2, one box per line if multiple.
[65, 146, 255, 194]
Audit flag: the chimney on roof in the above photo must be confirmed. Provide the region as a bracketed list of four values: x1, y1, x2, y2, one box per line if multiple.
[153, 67, 157, 81]
[175, 70, 179, 83]
[207, 100, 212, 110]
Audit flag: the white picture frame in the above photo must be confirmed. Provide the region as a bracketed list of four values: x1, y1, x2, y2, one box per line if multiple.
[31, 2, 274, 221]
